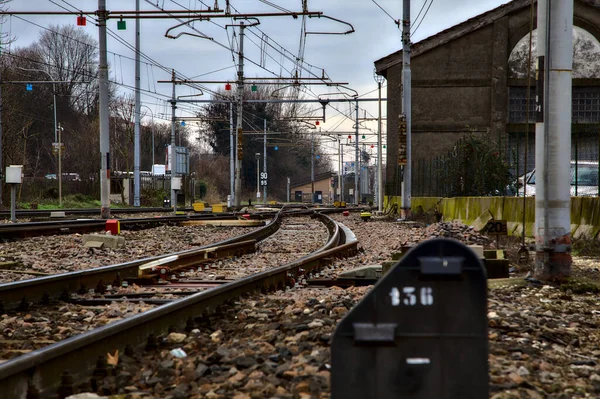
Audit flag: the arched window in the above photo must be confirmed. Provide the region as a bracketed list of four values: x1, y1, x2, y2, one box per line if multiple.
[508, 27, 600, 124]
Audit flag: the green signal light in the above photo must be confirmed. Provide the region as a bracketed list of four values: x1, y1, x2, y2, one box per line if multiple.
[117, 20, 126, 30]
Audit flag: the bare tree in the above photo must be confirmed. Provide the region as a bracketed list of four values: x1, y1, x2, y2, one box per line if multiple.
[33, 24, 98, 115]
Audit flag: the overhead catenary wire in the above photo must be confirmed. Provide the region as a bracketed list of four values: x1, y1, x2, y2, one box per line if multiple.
[371, 0, 399, 26]
[411, 0, 434, 37]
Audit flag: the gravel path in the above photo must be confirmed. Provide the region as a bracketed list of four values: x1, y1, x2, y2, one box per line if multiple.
[4, 212, 600, 398]
[56, 214, 600, 399]
[0, 223, 262, 283]
[0, 215, 330, 364]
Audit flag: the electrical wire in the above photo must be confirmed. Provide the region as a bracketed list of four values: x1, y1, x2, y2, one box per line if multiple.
[371, 0, 398, 25]
[412, 0, 434, 37]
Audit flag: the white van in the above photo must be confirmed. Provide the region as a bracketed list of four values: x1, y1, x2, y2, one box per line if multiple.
[519, 161, 599, 196]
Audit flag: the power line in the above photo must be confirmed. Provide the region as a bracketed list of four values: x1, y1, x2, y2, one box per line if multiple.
[412, 0, 434, 37]
[371, 0, 399, 26]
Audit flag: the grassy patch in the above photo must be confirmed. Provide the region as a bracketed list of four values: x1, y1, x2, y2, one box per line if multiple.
[488, 278, 528, 290]
[572, 238, 600, 256]
[19, 194, 101, 210]
[560, 277, 600, 294]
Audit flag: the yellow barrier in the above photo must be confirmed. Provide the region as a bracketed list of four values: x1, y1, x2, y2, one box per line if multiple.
[192, 202, 205, 212]
[212, 204, 227, 213]
[385, 195, 600, 239]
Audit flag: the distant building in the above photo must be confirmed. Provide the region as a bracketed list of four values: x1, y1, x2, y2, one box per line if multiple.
[375, 0, 600, 196]
[290, 172, 337, 203]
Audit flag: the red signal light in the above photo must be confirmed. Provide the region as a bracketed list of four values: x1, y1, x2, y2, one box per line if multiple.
[225, 83, 232, 91]
[315, 121, 320, 126]
[77, 15, 86, 26]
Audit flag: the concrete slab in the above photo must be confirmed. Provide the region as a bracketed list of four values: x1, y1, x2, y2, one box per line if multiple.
[82, 234, 125, 249]
[470, 209, 493, 232]
[84, 241, 105, 249]
[50, 211, 66, 218]
[468, 245, 484, 258]
[338, 265, 382, 280]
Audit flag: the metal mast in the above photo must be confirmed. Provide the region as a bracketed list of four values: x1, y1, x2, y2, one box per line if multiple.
[133, 0, 141, 207]
[401, 0, 412, 217]
[230, 102, 234, 205]
[234, 22, 245, 208]
[98, 0, 111, 219]
[354, 99, 359, 205]
[534, 0, 573, 280]
[170, 69, 177, 211]
[263, 119, 267, 203]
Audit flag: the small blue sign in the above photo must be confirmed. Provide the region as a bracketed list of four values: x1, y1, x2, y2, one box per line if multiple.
[316, 155, 321, 159]
[26, 84, 32, 91]
[274, 146, 278, 151]
[180, 121, 186, 126]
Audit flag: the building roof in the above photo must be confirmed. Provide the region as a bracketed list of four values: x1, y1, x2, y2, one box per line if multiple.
[290, 171, 336, 188]
[374, 0, 600, 75]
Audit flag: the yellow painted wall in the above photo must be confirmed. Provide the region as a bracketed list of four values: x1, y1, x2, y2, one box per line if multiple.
[385, 195, 600, 239]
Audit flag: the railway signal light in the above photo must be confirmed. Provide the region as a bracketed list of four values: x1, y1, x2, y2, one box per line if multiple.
[315, 121, 320, 126]
[117, 18, 127, 30]
[77, 15, 86, 26]
[225, 83, 232, 91]
[251, 84, 257, 92]
[362, 134, 365, 139]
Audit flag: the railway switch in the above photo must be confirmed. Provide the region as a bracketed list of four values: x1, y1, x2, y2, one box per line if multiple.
[331, 238, 488, 399]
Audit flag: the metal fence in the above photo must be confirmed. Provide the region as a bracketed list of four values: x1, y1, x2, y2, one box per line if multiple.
[412, 129, 600, 197]
[16, 174, 173, 204]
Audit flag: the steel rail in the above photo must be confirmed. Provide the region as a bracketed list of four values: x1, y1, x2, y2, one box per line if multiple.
[0, 213, 357, 398]
[0, 213, 269, 241]
[0, 213, 280, 311]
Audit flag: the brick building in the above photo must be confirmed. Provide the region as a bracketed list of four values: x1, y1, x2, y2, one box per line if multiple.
[374, 0, 600, 196]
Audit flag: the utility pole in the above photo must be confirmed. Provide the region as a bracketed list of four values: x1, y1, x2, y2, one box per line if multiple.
[341, 140, 344, 202]
[534, 0, 573, 280]
[374, 73, 385, 213]
[230, 102, 234, 205]
[133, 0, 141, 207]
[311, 131, 315, 204]
[234, 22, 245, 208]
[338, 134, 342, 202]
[354, 99, 359, 205]
[255, 152, 260, 203]
[58, 123, 63, 207]
[0, 65, 3, 206]
[170, 69, 177, 212]
[263, 119, 267, 203]
[401, 0, 412, 218]
[99, 0, 111, 219]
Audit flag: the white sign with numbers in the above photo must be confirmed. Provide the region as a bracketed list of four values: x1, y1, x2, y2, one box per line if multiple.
[389, 286, 434, 306]
[260, 172, 268, 186]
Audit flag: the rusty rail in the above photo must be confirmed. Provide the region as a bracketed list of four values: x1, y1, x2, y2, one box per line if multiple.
[0, 212, 357, 398]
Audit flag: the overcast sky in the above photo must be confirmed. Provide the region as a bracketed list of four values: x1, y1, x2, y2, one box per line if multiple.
[5, 0, 511, 158]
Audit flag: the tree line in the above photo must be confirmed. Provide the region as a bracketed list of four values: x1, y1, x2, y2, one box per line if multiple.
[0, 19, 331, 204]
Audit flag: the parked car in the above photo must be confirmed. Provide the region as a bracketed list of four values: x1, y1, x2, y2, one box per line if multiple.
[44, 173, 81, 182]
[518, 161, 599, 197]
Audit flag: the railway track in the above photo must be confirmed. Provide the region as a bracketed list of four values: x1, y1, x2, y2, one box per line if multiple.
[0, 210, 357, 398]
[0, 212, 277, 241]
[0, 207, 193, 219]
